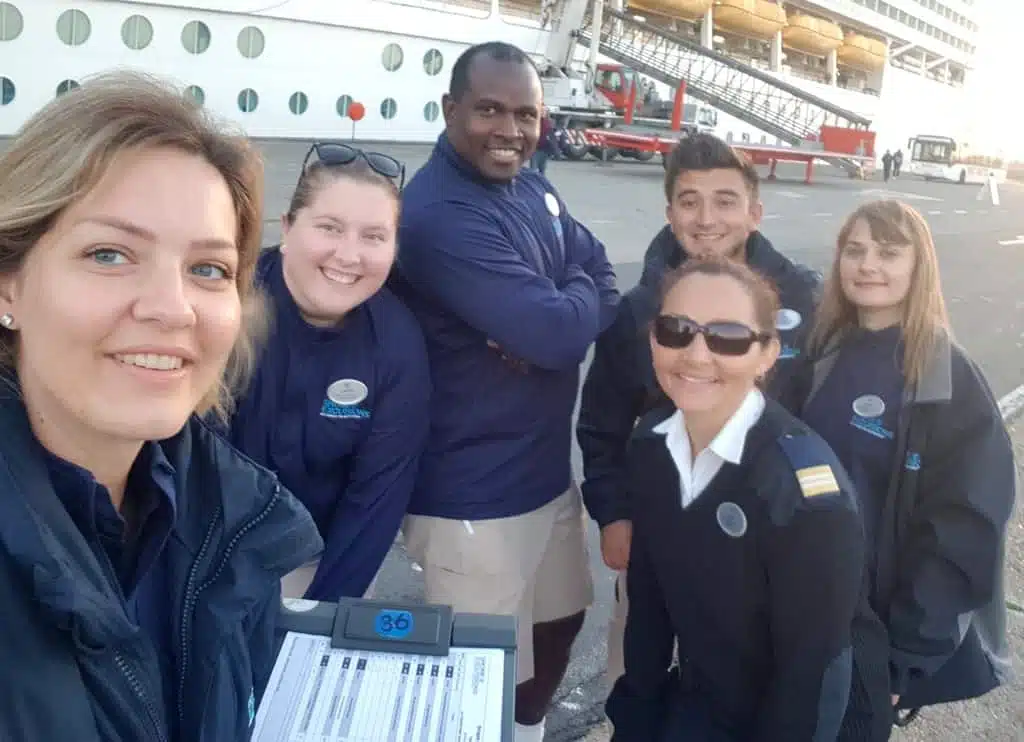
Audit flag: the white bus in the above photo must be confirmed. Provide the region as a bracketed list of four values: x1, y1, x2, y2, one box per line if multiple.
[906, 134, 1006, 185]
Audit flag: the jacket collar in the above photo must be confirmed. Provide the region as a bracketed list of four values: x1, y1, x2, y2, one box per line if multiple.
[809, 327, 953, 405]
[434, 131, 517, 193]
[0, 388, 320, 648]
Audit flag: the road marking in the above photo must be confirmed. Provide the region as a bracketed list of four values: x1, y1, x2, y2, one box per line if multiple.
[776, 191, 808, 199]
[1000, 384, 1024, 422]
[812, 212, 833, 217]
[954, 209, 968, 214]
[763, 214, 782, 220]
[859, 188, 943, 202]
[998, 235, 1024, 246]
[927, 210, 942, 215]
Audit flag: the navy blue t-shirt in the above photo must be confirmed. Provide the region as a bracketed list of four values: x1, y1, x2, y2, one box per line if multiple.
[45, 441, 177, 716]
[228, 248, 430, 600]
[802, 325, 904, 562]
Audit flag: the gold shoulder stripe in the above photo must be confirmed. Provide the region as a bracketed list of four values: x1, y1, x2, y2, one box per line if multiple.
[796, 464, 840, 497]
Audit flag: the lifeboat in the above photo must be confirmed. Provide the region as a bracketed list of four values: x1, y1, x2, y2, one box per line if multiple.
[782, 12, 843, 56]
[712, 0, 786, 40]
[628, 0, 714, 21]
[838, 33, 887, 71]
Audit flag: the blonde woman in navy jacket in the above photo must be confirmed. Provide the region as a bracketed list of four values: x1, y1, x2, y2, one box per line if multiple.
[795, 200, 1015, 740]
[607, 255, 866, 741]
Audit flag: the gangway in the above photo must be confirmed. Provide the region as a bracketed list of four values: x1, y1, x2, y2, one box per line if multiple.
[574, 5, 873, 175]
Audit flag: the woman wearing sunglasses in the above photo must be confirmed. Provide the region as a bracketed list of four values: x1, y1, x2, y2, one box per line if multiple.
[225, 142, 429, 601]
[794, 201, 1015, 741]
[606, 255, 865, 742]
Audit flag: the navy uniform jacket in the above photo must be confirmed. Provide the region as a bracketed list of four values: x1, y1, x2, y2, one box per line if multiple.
[228, 247, 430, 600]
[392, 132, 619, 520]
[794, 330, 1016, 710]
[577, 227, 820, 528]
[0, 390, 323, 741]
[606, 400, 864, 742]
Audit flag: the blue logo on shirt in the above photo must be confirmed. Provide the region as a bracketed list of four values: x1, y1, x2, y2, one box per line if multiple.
[779, 345, 800, 359]
[850, 415, 894, 440]
[320, 398, 371, 419]
[905, 451, 922, 471]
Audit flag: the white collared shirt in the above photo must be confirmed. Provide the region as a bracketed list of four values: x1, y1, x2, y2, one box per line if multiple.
[652, 389, 766, 509]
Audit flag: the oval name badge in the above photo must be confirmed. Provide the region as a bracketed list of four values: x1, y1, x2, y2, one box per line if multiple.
[852, 394, 886, 418]
[327, 378, 368, 406]
[374, 609, 414, 640]
[716, 501, 748, 538]
[775, 308, 802, 331]
[544, 192, 560, 217]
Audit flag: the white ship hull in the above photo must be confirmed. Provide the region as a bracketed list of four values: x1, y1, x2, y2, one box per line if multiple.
[0, 0, 971, 154]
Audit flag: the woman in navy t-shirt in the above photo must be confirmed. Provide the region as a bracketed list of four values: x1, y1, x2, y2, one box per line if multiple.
[228, 143, 430, 601]
[797, 200, 1015, 740]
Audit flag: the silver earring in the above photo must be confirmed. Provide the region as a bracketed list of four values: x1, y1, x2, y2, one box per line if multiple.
[0, 313, 13, 329]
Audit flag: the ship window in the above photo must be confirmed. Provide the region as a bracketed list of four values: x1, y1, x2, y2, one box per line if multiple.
[336, 94, 353, 117]
[423, 49, 444, 76]
[380, 98, 398, 120]
[0, 76, 13, 105]
[382, 43, 404, 72]
[57, 9, 91, 46]
[182, 21, 211, 54]
[238, 26, 265, 59]
[289, 91, 309, 115]
[184, 85, 205, 105]
[238, 88, 259, 113]
[121, 15, 153, 50]
[424, 101, 440, 122]
[0, 3, 23, 41]
[56, 79, 80, 96]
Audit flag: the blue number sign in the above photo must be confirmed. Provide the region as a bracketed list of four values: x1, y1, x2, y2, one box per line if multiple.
[374, 609, 414, 640]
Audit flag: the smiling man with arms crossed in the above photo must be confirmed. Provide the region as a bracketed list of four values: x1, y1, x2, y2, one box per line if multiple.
[391, 41, 619, 742]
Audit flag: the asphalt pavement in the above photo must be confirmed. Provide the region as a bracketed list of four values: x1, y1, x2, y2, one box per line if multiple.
[254, 140, 1024, 741]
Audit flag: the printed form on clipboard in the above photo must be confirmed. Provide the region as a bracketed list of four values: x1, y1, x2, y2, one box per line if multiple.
[252, 631, 507, 742]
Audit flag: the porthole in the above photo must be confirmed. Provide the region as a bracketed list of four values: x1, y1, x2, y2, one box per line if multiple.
[121, 14, 153, 50]
[56, 79, 80, 96]
[423, 49, 444, 76]
[424, 101, 440, 122]
[0, 76, 13, 105]
[336, 94, 353, 117]
[182, 20, 211, 54]
[184, 85, 205, 105]
[382, 43, 404, 72]
[238, 88, 259, 113]
[380, 98, 398, 120]
[56, 9, 91, 46]
[237, 26, 264, 59]
[289, 91, 308, 115]
[0, 2, 24, 41]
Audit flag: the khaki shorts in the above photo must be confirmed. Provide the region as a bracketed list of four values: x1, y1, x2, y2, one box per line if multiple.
[403, 485, 594, 684]
[281, 560, 380, 600]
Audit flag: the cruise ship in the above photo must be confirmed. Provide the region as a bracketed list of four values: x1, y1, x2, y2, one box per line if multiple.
[0, 0, 982, 158]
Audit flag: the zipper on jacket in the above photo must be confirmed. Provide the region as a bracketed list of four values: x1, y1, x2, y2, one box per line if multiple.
[176, 485, 283, 728]
[115, 651, 169, 742]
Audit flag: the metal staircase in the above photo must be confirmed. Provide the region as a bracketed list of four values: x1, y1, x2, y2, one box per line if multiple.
[575, 6, 872, 172]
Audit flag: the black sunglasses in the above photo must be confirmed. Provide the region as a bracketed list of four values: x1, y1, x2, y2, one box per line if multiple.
[653, 314, 772, 356]
[301, 142, 406, 190]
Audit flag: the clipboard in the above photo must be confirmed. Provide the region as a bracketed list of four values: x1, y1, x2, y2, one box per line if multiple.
[251, 597, 517, 741]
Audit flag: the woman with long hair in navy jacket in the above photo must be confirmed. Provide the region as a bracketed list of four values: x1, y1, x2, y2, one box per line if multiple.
[0, 71, 321, 740]
[607, 255, 866, 741]
[226, 143, 430, 601]
[796, 200, 1015, 740]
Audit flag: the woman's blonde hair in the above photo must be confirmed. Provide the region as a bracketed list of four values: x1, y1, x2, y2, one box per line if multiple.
[0, 70, 267, 419]
[808, 200, 950, 385]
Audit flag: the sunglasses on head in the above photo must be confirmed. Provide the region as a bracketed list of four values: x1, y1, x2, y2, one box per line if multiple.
[653, 314, 772, 356]
[301, 142, 406, 189]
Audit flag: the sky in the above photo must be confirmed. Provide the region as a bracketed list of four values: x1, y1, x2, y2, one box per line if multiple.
[962, 0, 1022, 159]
